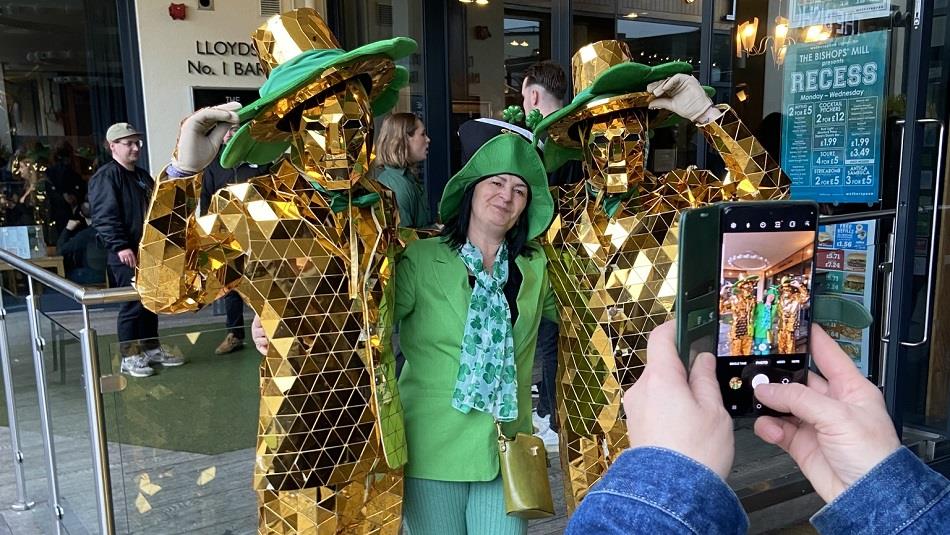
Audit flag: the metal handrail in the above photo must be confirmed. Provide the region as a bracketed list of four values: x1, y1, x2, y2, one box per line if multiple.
[0, 248, 140, 305]
[0, 247, 128, 534]
[818, 208, 896, 225]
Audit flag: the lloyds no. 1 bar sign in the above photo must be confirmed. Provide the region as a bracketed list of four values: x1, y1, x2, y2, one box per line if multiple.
[781, 30, 888, 203]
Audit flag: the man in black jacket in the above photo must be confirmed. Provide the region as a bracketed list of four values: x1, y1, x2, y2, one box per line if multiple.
[200, 125, 270, 354]
[88, 123, 184, 377]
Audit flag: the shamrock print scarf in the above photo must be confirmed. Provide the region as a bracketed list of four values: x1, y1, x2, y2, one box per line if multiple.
[452, 240, 518, 421]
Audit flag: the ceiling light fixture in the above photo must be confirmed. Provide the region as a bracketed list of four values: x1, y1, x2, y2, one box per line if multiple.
[728, 251, 769, 271]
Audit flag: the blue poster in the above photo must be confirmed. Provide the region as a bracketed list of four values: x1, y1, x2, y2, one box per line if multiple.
[832, 222, 870, 250]
[781, 31, 888, 203]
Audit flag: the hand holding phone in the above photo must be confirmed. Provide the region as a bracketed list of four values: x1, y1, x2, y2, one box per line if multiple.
[677, 201, 819, 417]
[624, 322, 734, 479]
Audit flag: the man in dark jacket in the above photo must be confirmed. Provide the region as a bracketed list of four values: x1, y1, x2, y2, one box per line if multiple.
[200, 125, 270, 354]
[88, 122, 184, 378]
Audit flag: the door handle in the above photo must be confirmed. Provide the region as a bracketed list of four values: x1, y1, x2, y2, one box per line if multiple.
[879, 119, 905, 346]
[901, 118, 946, 347]
[878, 233, 895, 386]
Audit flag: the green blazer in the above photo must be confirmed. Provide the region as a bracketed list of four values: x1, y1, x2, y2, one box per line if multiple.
[395, 237, 558, 481]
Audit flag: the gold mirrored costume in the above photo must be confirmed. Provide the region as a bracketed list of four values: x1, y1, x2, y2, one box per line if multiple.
[720, 276, 759, 356]
[137, 9, 408, 534]
[777, 277, 811, 354]
[541, 41, 790, 509]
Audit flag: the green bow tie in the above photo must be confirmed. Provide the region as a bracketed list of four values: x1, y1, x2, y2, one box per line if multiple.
[308, 179, 381, 213]
[586, 182, 637, 218]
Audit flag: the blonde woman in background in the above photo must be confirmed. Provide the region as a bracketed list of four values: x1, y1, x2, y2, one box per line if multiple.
[373, 112, 433, 228]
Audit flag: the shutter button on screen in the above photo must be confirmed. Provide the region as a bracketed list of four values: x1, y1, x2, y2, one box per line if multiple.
[751, 374, 770, 389]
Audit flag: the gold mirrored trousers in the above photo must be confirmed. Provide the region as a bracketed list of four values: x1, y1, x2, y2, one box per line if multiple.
[545, 106, 790, 509]
[137, 161, 406, 534]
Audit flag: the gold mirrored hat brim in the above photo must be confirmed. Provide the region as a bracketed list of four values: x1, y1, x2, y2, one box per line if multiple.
[247, 58, 397, 143]
[546, 92, 675, 148]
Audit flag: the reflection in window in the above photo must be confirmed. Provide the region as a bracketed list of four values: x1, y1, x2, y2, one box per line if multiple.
[0, 0, 127, 248]
[618, 19, 701, 71]
[448, 2, 552, 172]
[504, 18, 542, 100]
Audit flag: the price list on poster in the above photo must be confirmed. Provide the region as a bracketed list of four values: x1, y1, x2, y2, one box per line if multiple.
[815, 221, 876, 375]
[781, 31, 888, 203]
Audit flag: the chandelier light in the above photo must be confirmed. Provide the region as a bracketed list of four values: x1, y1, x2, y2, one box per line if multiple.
[735, 16, 798, 66]
[728, 251, 769, 271]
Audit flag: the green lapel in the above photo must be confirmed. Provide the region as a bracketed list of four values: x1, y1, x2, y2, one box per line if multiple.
[513, 248, 543, 352]
[431, 242, 471, 329]
[431, 240, 544, 353]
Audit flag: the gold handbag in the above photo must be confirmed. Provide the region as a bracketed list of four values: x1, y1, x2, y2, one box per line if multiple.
[496, 421, 555, 519]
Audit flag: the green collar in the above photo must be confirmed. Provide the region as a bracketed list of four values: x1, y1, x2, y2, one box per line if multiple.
[308, 179, 381, 213]
[586, 182, 637, 218]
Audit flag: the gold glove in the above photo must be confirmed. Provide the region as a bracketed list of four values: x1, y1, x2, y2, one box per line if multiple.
[647, 74, 714, 123]
[171, 102, 241, 174]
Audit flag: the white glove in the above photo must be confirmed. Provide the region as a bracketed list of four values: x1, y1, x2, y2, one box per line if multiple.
[647, 74, 715, 123]
[171, 102, 241, 174]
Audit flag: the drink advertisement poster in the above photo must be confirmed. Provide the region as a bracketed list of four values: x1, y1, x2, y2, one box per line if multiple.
[781, 30, 888, 203]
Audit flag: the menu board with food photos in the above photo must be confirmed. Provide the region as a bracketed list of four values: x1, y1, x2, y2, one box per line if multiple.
[815, 220, 876, 375]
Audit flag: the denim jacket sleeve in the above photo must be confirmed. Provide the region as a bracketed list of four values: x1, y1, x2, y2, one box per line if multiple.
[811, 446, 950, 534]
[566, 447, 747, 535]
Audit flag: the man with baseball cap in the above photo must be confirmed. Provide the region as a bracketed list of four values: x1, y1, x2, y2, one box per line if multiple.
[88, 122, 183, 377]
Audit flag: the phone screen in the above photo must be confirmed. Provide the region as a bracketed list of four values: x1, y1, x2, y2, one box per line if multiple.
[717, 203, 818, 417]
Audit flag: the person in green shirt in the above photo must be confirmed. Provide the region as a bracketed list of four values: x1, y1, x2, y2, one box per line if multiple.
[373, 112, 434, 228]
[753, 287, 779, 355]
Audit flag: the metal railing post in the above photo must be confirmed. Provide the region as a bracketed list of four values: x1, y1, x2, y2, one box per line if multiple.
[25, 276, 64, 534]
[0, 291, 35, 511]
[0, 249, 140, 533]
[79, 304, 116, 534]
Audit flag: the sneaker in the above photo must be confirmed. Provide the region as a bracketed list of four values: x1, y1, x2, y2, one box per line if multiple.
[215, 333, 245, 355]
[121, 354, 154, 378]
[532, 410, 550, 434]
[145, 346, 185, 367]
[536, 426, 559, 453]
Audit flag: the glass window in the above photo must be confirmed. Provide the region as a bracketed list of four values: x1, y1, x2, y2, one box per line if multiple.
[447, 1, 553, 171]
[0, 0, 128, 246]
[615, 7, 703, 172]
[335, 0, 426, 116]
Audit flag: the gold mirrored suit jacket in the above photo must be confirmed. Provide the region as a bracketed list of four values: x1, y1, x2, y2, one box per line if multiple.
[545, 105, 791, 509]
[137, 161, 406, 534]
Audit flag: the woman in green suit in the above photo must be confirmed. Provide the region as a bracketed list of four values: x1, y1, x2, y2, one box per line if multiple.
[396, 120, 557, 534]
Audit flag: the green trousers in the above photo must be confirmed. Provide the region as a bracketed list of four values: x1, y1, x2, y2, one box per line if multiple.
[403, 476, 527, 535]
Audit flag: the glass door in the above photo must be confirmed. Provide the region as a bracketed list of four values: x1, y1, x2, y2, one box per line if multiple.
[720, 0, 950, 511]
[885, 0, 950, 466]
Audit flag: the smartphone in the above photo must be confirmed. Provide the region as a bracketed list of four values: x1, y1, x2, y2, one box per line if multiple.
[677, 201, 819, 417]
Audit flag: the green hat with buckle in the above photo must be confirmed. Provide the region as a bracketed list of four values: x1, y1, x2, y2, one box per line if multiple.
[220, 8, 416, 168]
[533, 40, 714, 172]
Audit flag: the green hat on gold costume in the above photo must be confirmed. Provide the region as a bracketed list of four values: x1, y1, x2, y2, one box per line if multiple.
[221, 8, 416, 168]
[533, 40, 714, 172]
[441, 120, 553, 241]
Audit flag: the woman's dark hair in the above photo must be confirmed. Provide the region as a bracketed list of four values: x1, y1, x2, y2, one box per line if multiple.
[440, 177, 534, 258]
